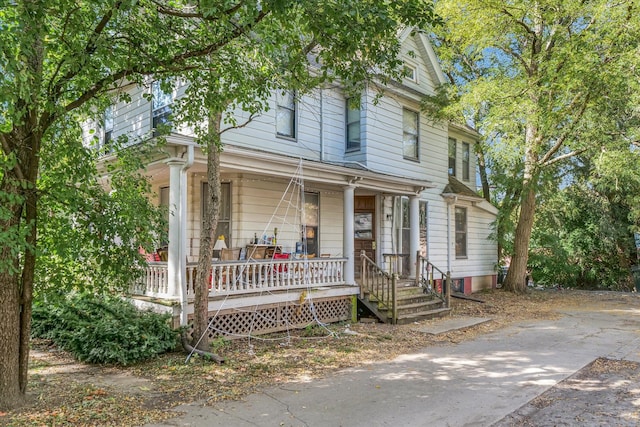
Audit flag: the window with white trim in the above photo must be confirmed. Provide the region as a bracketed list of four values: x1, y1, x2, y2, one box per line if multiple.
[448, 137, 457, 176]
[202, 182, 231, 245]
[276, 90, 296, 138]
[462, 142, 470, 181]
[301, 192, 319, 256]
[152, 80, 173, 137]
[455, 207, 467, 258]
[103, 105, 114, 147]
[402, 108, 419, 160]
[402, 62, 417, 83]
[346, 98, 361, 151]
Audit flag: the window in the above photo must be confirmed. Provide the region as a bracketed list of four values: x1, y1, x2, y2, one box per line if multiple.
[103, 105, 114, 147]
[448, 138, 457, 176]
[276, 90, 296, 138]
[402, 62, 417, 82]
[402, 108, 419, 160]
[462, 142, 470, 181]
[419, 201, 428, 258]
[301, 192, 319, 256]
[152, 80, 173, 137]
[346, 98, 361, 151]
[455, 207, 467, 258]
[202, 182, 231, 245]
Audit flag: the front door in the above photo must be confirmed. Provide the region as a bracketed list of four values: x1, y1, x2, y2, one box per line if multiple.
[354, 195, 376, 277]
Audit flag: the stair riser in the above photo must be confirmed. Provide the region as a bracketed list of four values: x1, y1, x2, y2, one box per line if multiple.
[394, 309, 451, 324]
[396, 305, 444, 316]
[396, 296, 439, 305]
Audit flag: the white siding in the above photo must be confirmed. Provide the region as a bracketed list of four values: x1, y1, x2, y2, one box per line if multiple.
[185, 174, 344, 258]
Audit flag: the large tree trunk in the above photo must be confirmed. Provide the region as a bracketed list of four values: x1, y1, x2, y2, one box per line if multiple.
[0, 203, 24, 410]
[192, 113, 223, 351]
[0, 131, 39, 409]
[503, 181, 537, 293]
[503, 124, 540, 294]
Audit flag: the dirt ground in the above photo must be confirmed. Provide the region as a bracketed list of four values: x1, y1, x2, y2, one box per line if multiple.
[494, 357, 640, 426]
[2, 288, 640, 426]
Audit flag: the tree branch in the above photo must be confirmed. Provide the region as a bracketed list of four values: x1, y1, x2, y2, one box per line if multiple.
[52, 9, 270, 130]
[542, 148, 588, 167]
[153, 0, 243, 19]
[500, 7, 535, 37]
[539, 92, 591, 165]
[219, 111, 259, 135]
[48, 1, 123, 102]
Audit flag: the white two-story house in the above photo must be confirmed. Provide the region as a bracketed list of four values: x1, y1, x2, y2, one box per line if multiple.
[86, 28, 498, 336]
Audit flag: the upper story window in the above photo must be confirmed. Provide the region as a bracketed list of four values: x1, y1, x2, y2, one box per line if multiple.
[346, 98, 361, 151]
[152, 80, 173, 137]
[402, 108, 419, 160]
[103, 105, 114, 146]
[455, 206, 467, 258]
[402, 62, 417, 83]
[462, 142, 470, 181]
[448, 137, 457, 176]
[276, 90, 296, 139]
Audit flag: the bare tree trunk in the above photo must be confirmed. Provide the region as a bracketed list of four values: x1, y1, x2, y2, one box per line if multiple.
[503, 125, 540, 294]
[0, 178, 28, 410]
[192, 113, 223, 351]
[475, 142, 491, 203]
[0, 204, 24, 410]
[0, 124, 41, 409]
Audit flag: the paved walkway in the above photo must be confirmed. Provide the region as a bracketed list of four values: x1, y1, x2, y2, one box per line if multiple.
[148, 303, 640, 427]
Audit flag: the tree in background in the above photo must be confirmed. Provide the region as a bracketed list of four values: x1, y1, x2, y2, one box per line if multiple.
[0, 0, 437, 408]
[530, 149, 640, 290]
[428, 0, 640, 293]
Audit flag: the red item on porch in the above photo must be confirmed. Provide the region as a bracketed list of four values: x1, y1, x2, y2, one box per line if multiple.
[273, 253, 289, 272]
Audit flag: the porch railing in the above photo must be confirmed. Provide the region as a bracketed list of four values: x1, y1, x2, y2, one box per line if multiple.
[382, 253, 409, 278]
[133, 257, 347, 299]
[131, 262, 170, 298]
[360, 250, 398, 324]
[416, 252, 451, 308]
[191, 257, 346, 297]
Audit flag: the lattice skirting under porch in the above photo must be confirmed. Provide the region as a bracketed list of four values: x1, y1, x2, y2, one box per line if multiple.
[188, 296, 353, 340]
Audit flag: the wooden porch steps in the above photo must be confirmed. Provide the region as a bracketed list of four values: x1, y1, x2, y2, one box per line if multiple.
[359, 282, 451, 325]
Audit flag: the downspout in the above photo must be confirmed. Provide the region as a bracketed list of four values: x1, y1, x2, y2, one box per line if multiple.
[319, 87, 324, 162]
[446, 202, 451, 272]
[180, 144, 194, 326]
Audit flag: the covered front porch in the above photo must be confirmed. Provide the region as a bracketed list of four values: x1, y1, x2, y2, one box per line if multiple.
[131, 256, 355, 336]
[131, 141, 434, 335]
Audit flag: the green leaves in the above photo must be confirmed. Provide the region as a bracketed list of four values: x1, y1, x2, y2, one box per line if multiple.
[31, 293, 177, 365]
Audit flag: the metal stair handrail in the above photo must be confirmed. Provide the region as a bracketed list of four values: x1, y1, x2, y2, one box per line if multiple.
[416, 252, 451, 309]
[360, 250, 398, 324]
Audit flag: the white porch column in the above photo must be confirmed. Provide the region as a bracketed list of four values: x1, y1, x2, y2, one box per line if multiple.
[167, 159, 184, 299]
[343, 185, 355, 285]
[409, 194, 420, 277]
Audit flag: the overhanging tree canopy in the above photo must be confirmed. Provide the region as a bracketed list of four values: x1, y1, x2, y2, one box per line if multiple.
[428, 0, 640, 293]
[0, 0, 437, 409]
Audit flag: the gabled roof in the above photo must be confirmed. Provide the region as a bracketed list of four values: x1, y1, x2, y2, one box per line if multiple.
[441, 176, 498, 215]
[398, 26, 447, 87]
[442, 175, 482, 199]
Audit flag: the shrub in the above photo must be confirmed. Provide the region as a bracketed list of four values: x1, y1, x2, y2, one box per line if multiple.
[31, 293, 178, 365]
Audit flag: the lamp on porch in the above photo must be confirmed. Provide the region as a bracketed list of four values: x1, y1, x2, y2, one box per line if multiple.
[213, 235, 227, 259]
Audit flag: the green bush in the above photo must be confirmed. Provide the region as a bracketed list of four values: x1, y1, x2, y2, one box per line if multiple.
[32, 293, 178, 365]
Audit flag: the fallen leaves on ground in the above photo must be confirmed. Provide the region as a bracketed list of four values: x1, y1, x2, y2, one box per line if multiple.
[3, 288, 638, 426]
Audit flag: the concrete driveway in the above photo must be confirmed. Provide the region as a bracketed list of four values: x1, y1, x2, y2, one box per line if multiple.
[148, 299, 640, 427]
